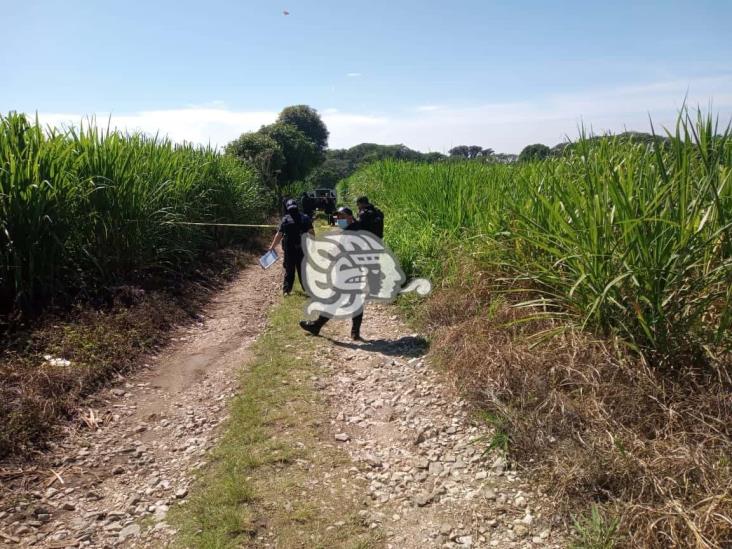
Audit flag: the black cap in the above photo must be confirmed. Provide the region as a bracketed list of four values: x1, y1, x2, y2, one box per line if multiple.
[337, 206, 353, 216]
[285, 199, 298, 210]
[356, 196, 369, 205]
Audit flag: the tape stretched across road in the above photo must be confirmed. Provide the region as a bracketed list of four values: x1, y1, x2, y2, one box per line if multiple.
[165, 221, 279, 228]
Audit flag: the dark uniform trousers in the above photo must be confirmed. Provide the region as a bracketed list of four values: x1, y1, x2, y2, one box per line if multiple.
[283, 248, 305, 293]
[310, 311, 363, 337]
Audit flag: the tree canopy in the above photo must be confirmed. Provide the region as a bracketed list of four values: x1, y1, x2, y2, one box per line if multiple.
[277, 105, 329, 152]
[260, 122, 321, 183]
[518, 143, 551, 162]
[226, 105, 328, 198]
[224, 132, 284, 189]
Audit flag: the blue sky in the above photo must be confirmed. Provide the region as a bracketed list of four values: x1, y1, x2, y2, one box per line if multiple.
[3, 0, 731, 152]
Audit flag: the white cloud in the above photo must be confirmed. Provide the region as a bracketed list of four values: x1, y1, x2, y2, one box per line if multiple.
[34, 75, 732, 154]
[38, 108, 277, 148]
[346, 72, 362, 77]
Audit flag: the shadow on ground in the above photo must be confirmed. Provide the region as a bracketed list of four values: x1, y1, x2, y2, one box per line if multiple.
[325, 335, 429, 358]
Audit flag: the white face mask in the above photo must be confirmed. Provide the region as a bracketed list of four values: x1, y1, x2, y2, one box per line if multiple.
[336, 218, 349, 229]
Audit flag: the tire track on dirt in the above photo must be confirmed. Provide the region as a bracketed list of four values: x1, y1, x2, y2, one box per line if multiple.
[0, 263, 279, 548]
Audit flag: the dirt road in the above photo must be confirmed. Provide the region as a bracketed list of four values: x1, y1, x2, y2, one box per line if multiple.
[0, 260, 564, 548]
[0, 263, 279, 548]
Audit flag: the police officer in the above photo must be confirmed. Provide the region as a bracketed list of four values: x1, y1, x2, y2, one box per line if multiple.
[299, 207, 364, 341]
[356, 196, 384, 238]
[269, 198, 314, 295]
[301, 192, 315, 218]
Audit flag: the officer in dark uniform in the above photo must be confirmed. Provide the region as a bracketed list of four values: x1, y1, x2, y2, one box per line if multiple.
[268, 199, 314, 295]
[356, 196, 384, 238]
[299, 207, 365, 341]
[301, 192, 316, 218]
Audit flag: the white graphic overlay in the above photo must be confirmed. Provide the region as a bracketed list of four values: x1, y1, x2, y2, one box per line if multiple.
[301, 230, 431, 320]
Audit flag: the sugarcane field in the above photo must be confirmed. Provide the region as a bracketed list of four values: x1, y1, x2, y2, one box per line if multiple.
[1, 2, 731, 548]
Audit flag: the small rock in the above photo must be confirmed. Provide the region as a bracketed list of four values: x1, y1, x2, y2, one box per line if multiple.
[414, 492, 433, 507]
[175, 488, 189, 499]
[118, 523, 141, 541]
[334, 433, 350, 442]
[414, 458, 430, 470]
[112, 466, 125, 475]
[428, 462, 443, 475]
[62, 502, 76, 511]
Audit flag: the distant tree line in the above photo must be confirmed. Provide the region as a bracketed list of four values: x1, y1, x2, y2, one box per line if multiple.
[225, 105, 673, 196]
[307, 143, 446, 189]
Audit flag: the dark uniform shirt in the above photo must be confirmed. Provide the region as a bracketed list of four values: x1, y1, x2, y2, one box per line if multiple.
[278, 212, 313, 253]
[357, 204, 384, 238]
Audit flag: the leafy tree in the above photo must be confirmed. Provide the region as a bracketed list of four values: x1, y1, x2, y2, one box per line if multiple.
[468, 145, 483, 158]
[518, 143, 551, 162]
[481, 148, 495, 157]
[261, 122, 321, 185]
[277, 105, 329, 152]
[449, 145, 470, 158]
[423, 151, 447, 163]
[225, 132, 284, 191]
[449, 145, 487, 159]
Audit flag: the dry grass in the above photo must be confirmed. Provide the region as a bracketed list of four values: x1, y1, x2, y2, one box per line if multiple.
[420, 280, 732, 548]
[0, 247, 258, 460]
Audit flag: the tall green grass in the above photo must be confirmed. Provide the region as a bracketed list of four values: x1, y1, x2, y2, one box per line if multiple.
[340, 111, 732, 365]
[1, 112, 267, 312]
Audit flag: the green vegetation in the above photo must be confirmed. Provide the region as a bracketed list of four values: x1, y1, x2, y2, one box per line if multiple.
[0, 112, 266, 314]
[226, 105, 328, 199]
[341, 111, 732, 366]
[307, 143, 446, 189]
[570, 506, 620, 549]
[341, 109, 732, 547]
[170, 295, 380, 548]
[518, 142, 551, 162]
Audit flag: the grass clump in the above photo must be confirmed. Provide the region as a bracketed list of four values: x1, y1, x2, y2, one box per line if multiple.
[570, 505, 620, 549]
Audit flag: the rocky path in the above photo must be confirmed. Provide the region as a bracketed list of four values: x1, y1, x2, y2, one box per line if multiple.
[0, 263, 279, 548]
[311, 304, 565, 548]
[1, 263, 565, 548]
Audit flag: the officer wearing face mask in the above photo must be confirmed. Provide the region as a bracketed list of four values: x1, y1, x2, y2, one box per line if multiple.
[300, 206, 365, 340]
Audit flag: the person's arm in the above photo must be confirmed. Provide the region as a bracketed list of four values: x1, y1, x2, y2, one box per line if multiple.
[269, 231, 283, 251]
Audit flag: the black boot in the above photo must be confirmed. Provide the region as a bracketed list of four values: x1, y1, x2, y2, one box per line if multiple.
[299, 320, 321, 336]
[300, 317, 327, 336]
[351, 329, 363, 341]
